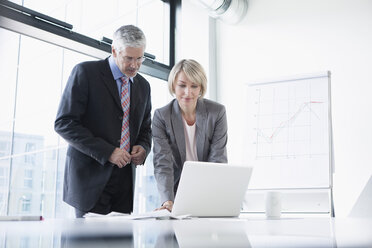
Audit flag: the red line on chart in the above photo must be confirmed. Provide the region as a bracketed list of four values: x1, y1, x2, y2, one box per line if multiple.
[257, 101, 323, 143]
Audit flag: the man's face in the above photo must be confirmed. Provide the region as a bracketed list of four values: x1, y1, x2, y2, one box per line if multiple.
[112, 46, 145, 78]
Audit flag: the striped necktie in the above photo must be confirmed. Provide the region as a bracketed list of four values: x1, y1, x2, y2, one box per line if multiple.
[120, 77, 130, 152]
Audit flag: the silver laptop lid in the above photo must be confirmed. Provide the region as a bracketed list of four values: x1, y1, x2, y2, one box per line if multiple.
[172, 161, 253, 217]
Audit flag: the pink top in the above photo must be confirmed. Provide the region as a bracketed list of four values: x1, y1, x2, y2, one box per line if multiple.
[182, 117, 198, 162]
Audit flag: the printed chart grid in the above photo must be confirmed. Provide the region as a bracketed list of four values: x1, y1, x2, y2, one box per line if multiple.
[248, 77, 329, 160]
[245, 73, 332, 189]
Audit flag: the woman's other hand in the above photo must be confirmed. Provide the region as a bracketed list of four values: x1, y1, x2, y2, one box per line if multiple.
[155, 200, 173, 212]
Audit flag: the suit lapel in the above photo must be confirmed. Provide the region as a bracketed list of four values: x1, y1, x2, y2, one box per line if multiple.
[195, 99, 206, 161]
[129, 77, 140, 144]
[171, 100, 186, 164]
[130, 77, 140, 117]
[101, 58, 121, 109]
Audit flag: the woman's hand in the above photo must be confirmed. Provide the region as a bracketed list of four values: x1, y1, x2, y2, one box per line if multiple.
[155, 200, 173, 212]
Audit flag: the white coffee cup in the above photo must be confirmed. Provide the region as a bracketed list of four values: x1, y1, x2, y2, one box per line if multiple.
[265, 191, 282, 218]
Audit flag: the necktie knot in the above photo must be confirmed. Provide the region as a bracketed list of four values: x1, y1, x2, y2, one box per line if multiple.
[121, 76, 128, 86]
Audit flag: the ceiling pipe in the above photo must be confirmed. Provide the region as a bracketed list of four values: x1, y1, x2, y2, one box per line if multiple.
[190, 0, 248, 24]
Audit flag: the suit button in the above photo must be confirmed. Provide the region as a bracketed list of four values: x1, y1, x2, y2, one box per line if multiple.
[117, 139, 121, 143]
[118, 116, 123, 120]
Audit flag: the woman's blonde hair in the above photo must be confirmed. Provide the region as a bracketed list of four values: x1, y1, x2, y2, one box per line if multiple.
[168, 59, 207, 98]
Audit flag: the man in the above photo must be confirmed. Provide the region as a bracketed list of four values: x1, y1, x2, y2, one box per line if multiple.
[55, 25, 152, 218]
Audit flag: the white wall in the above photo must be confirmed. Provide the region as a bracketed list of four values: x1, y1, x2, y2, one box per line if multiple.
[182, 0, 372, 217]
[178, 1, 215, 99]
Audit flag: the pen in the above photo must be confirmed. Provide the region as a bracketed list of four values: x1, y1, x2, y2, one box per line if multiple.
[0, 216, 43, 221]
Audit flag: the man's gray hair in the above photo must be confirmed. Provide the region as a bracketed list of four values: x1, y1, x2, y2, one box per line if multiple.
[112, 25, 146, 51]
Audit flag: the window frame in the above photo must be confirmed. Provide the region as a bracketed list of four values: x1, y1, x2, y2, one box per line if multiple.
[0, 0, 180, 80]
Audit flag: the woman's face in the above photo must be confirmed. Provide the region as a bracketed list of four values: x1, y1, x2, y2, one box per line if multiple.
[174, 71, 201, 113]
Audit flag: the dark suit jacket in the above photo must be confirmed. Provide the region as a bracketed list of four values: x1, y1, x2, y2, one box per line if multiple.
[54, 58, 152, 212]
[152, 98, 227, 203]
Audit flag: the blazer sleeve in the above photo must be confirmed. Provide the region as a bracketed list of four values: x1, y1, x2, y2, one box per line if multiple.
[207, 104, 228, 163]
[54, 64, 115, 165]
[152, 109, 176, 203]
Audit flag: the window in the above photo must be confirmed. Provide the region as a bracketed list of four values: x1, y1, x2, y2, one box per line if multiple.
[0, 0, 176, 218]
[134, 75, 173, 213]
[0, 141, 9, 157]
[0, 168, 5, 187]
[0, 193, 4, 213]
[24, 143, 36, 165]
[24, 169, 33, 188]
[20, 195, 31, 213]
[19, 237, 30, 248]
[17, 0, 171, 65]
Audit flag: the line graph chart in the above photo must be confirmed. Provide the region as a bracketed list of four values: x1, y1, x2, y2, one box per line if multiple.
[247, 78, 329, 160]
[244, 72, 332, 189]
[256, 101, 322, 144]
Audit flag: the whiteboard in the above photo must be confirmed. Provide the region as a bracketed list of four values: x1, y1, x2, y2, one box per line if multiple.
[245, 72, 333, 189]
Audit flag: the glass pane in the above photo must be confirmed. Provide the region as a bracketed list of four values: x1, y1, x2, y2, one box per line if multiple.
[0, 28, 19, 215]
[8, 35, 62, 216]
[2, 0, 171, 217]
[17, 0, 169, 64]
[0, 27, 97, 217]
[138, 0, 170, 64]
[133, 75, 173, 213]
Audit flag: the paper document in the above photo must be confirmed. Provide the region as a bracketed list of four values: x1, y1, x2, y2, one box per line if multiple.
[130, 209, 191, 220]
[84, 211, 128, 218]
[84, 210, 190, 220]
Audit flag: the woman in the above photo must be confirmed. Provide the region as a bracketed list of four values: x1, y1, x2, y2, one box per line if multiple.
[153, 59, 228, 212]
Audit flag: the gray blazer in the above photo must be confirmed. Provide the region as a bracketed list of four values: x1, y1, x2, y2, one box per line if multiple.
[153, 98, 228, 203]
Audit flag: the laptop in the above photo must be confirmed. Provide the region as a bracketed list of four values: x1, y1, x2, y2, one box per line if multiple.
[171, 161, 253, 217]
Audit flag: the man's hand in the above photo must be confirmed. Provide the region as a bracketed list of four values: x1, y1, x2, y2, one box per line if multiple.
[131, 145, 146, 166]
[108, 148, 131, 168]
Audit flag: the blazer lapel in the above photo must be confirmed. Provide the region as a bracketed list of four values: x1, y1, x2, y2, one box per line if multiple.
[195, 99, 207, 161]
[171, 100, 186, 164]
[101, 59, 121, 109]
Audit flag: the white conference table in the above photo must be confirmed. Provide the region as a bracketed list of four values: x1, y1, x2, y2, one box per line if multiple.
[1, 214, 371, 247]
